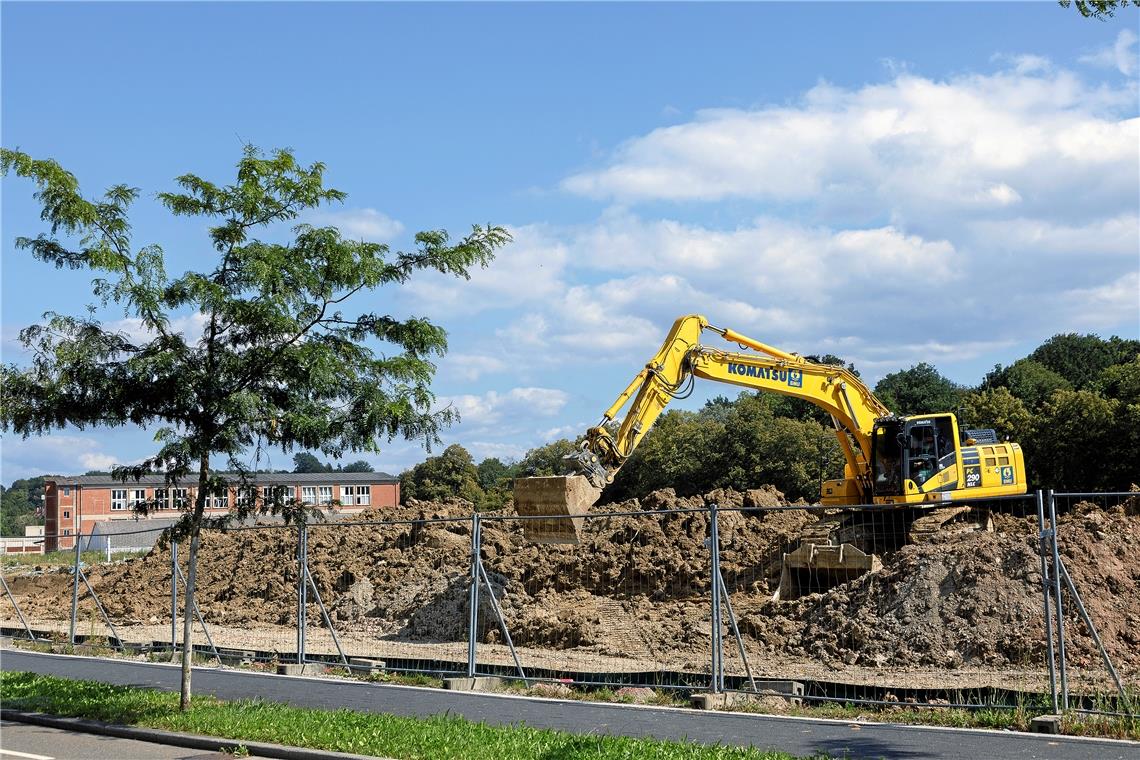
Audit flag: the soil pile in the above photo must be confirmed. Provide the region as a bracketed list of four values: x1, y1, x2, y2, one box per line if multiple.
[9, 491, 1140, 673]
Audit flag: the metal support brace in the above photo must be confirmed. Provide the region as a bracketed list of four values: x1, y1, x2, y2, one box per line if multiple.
[304, 565, 349, 667]
[174, 563, 222, 665]
[467, 513, 481, 678]
[170, 541, 179, 655]
[0, 573, 35, 641]
[709, 502, 724, 693]
[1047, 489, 1069, 710]
[718, 568, 757, 692]
[1058, 557, 1133, 714]
[76, 567, 122, 648]
[477, 559, 526, 681]
[297, 523, 308, 666]
[1035, 491, 1059, 713]
[69, 537, 81, 645]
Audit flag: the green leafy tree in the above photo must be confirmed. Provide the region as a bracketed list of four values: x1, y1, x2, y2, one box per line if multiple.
[1028, 333, 1140, 390]
[874, 362, 964, 415]
[1094, 355, 1140, 404]
[339, 460, 374, 473]
[400, 444, 484, 504]
[716, 393, 839, 501]
[1, 477, 46, 536]
[516, 439, 580, 476]
[0, 146, 508, 709]
[607, 409, 725, 499]
[292, 452, 331, 473]
[475, 457, 510, 491]
[961, 387, 1033, 443]
[982, 359, 1071, 409]
[1028, 390, 1129, 490]
[1058, 0, 1139, 19]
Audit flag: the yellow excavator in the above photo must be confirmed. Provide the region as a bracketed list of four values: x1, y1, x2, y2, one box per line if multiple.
[514, 314, 1027, 599]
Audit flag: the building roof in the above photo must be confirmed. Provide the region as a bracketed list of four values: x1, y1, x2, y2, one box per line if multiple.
[49, 471, 398, 488]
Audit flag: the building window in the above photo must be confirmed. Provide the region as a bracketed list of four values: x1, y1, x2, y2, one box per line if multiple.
[62, 486, 71, 496]
[63, 510, 70, 519]
[262, 485, 290, 504]
[301, 487, 319, 506]
[210, 492, 228, 509]
[130, 489, 146, 508]
[154, 488, 168, 509]
[235, 487, 256, 508]
[173, 488, 188, 509]
[342, 485, 370, 506]
[319, 486, 333, 505]
[63, 529, 71, 536]
[111, 489, 128, 510]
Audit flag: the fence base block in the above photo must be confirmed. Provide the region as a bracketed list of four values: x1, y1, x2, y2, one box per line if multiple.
[444, 676, 503, 692]
[276, 663, 326, 676]
[692, 685, 804, 711]
[348, 657, 386, 674]
[1029, 714, 1063, 734]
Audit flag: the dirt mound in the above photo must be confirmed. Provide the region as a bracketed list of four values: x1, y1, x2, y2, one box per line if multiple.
[9, 490, 1140, 675]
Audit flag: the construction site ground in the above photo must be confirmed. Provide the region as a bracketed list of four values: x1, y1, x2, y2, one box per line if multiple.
[4, 486, 1138, 698]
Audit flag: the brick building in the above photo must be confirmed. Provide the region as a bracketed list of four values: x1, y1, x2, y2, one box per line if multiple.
[44, 471, 400, 551]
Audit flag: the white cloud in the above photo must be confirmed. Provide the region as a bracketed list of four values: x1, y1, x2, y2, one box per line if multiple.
[560, 64, 1138, 225]
[437, 386, 569, 430]
[308, 208, 405, 241]
[107, 312, 209, 346]
[439, 353, 508, 382]
[1080, 29, 1138, 77]
[1, 435, 126, 482]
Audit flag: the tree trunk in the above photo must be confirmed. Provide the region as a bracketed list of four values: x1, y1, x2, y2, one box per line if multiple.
[180, 453, 211, 712]
[179, 527, 200, 711]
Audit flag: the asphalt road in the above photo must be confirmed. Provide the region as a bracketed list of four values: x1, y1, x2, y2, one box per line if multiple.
[3, 650, 1138, 760]
[0, 719, 227, 759]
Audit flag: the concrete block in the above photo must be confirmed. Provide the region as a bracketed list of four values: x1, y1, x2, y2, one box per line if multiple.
[443, 676, 503, 692]
[1030, 714, 1063, 734]
[276, 663, 326, 676]
[692, 681, 804, 710]
[348, 657, 386, 674]
[218, 648, 256, 666]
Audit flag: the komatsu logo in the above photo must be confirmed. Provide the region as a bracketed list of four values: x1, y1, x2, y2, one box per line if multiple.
[727, 364, 803, 388]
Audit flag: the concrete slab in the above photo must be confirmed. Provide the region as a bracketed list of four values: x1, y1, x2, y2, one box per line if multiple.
[444, 676, 503, 692]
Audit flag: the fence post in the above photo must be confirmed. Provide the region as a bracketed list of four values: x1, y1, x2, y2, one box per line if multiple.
[467, 512, 481, 679]
[297, 523, 308, 665]
[171, 541, 179, 654]
[69, 532, 81, 645]
[1035, 490, 1059, 713]
[709, 501, 723, 693]
[1047, 489, 1069, 711]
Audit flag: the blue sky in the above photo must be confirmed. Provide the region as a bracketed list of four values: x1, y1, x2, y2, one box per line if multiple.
[2, 2, 1138, 481]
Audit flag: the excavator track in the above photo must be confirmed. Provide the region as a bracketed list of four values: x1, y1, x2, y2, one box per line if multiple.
[908, 505, 994, 543]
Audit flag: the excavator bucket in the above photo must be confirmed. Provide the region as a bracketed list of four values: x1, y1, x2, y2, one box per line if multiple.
[775, 542, 882, 601]
[513, 475, 602, 544]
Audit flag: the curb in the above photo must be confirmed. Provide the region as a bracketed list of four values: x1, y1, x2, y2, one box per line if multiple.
[0, 709, 390, 760]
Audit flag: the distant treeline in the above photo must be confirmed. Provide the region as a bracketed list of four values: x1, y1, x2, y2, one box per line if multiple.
[400, 332, 1140, 508]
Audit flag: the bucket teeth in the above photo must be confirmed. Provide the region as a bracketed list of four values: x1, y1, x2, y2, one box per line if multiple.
[514, 475, 601, 544]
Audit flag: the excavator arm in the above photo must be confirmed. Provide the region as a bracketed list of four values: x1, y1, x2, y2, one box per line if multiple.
[567, 314, 890, 501]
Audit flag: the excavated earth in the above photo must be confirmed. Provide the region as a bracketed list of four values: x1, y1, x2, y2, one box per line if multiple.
[6, 487, 1139, 688]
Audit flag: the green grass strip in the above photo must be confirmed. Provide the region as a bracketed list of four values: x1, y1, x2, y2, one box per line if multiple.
[0, 672, 825, 760]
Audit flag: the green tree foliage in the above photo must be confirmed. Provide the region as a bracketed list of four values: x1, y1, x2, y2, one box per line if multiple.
[961, 387, 1033, 443]
[293, 453, 330, 473]
[1, 477, 45, 536]
[476, 457, 510, 491]
[1028, 333, 1140, 390]
[1028, 390, 1125, 490]
[1058, 0, 1139, 18]
[292, 452, 373, 473]
[608, 409, 725, 499]
[400, 444, 484, 504]
[515, 439, 580, 476]
[0, 146, 508, 710]
[874, 363, 965, 415]
[983, 359, 1071, 409]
